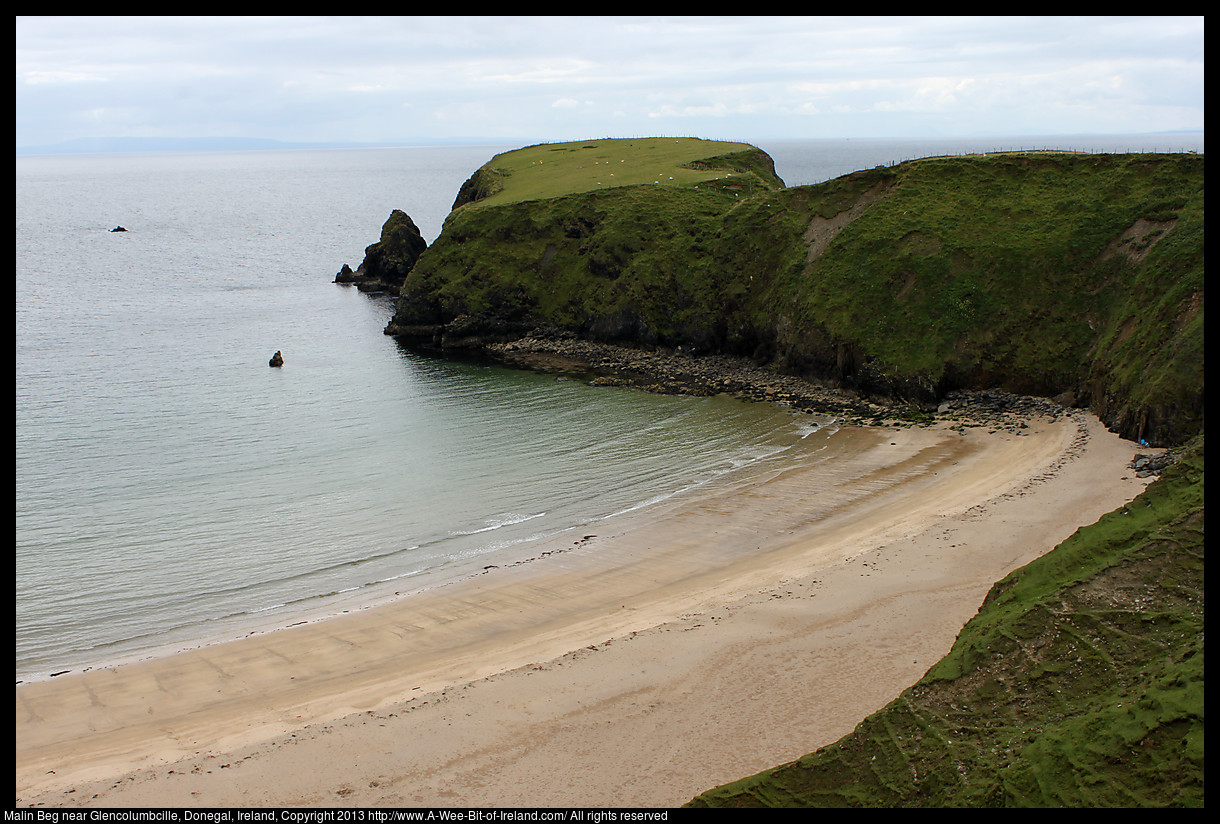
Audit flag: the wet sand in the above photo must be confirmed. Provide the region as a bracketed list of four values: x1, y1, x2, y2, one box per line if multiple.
[15, 411, 1155, 808]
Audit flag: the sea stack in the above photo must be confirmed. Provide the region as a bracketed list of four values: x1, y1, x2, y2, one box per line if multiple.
[269, 351, 283, 368]
[334, 209, 427, 293]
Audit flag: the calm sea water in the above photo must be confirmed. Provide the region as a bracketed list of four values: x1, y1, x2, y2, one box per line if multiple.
[14, 133, 1202, 682]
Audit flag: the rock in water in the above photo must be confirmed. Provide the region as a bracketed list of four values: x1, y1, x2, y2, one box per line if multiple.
[334, 209, 427, 293]
[110, 226, 127, 232]
[269, 351, 284, 368]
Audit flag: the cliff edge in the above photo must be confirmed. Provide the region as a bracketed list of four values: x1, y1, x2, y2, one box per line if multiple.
[379, 138, 1202, 447]
[349, 137, 1205, 807]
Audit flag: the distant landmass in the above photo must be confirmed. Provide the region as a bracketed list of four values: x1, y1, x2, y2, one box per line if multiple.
[14, 135, 515, 155]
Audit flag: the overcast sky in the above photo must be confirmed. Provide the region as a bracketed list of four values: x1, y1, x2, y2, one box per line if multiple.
[15, 16, 1205, 149]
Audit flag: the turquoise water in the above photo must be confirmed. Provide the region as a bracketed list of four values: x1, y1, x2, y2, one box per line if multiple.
[14, 146, 819, 681]
[15, 133, 1202, 681]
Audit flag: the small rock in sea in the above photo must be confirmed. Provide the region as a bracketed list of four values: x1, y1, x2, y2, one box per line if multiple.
[110, 226, 127, 232]
[269, 351, 284, 368]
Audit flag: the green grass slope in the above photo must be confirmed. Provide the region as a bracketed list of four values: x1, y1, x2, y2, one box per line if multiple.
[449, 136, 783, 208]
[686, 436, 1204, 808]
[379, 138, 1205, 807]
[389, 140, 1203, 446]
[747, 153, 1205, 446]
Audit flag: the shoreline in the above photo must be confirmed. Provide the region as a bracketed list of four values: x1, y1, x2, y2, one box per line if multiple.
[462, 334, 1075, 431]
[15, 336, 1053, 687]
[16, 386, 1159, 806]
[14, 396, 836, 688]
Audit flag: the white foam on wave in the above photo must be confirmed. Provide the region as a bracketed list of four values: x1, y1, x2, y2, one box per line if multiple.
[452, 511, 550, 537]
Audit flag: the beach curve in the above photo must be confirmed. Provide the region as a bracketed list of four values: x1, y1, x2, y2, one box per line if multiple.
[15, 410, 1155, 807]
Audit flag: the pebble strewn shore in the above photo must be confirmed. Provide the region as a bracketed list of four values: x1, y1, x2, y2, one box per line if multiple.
[487, 335, 1180, 477]
[485, 334, 1073, 435]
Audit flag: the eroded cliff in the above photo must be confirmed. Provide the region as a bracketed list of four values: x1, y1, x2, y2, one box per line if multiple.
[372, 139, 1202, 447]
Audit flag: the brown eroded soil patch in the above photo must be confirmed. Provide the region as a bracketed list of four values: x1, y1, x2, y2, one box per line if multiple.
[1097, 217, 1177, 264]
[804, 180, 895, 264]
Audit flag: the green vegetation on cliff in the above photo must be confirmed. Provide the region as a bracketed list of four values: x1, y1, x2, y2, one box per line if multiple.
[449, 137, 783, 208]
[754, 153, 1204, 446]
[374, 137, 1205, 807]
[389, 138, 1203, 447]
[686, 435, 1204, 808]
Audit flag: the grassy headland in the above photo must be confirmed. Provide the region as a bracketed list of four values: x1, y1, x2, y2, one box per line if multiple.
[375, 138, 1204, 806]
[389, 138, 1203, 448]
[448, 136, 781, 208]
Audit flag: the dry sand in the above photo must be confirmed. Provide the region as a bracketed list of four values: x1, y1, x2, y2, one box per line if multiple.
[15, 410, 1155, 809]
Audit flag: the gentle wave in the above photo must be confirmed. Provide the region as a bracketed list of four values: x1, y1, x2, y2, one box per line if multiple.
[15, 147, 837, 682]
[450, 511, 550, 537]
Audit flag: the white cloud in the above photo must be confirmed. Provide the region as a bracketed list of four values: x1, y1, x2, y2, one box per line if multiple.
[14, 15, 1205, 147]
[648, 101, 758, 119]
[21, 69, 109, 85]
[478, 61, 594, 85]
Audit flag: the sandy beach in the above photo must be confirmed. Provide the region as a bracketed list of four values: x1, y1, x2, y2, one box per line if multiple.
[15, 409, 1156, 808]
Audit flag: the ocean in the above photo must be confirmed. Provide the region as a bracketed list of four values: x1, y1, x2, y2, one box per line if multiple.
[14, 132, 1203, 682]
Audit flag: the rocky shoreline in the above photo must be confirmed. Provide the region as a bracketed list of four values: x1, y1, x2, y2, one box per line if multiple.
[480, 333, 1184, 477]
[479, 333, 1066, 432]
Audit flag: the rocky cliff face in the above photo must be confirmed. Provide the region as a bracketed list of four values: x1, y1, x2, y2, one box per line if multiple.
[377, 143, 1203, 447]
[335, 209, 427, 293]
[450, 167, 505, 210]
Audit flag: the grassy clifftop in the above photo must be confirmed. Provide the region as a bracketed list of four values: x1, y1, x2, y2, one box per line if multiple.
[449, 137, 783, 208]
[389, 138, 1203, 446]
[379, 138, 1204, 806]
[686, 435, 1204, 808]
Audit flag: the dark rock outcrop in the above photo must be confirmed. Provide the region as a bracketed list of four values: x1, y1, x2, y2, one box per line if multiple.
[1130, 450, 1179, 477]
[335, 209, 427, 294]
[451, 167, 505, 210]
[269, 350, 283, 368]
